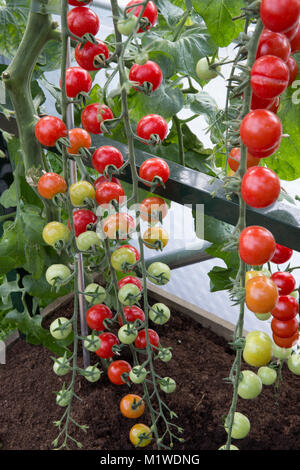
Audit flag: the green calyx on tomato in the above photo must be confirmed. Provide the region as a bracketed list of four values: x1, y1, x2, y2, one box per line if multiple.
[55, 386, 72, 407]
[82, 365, 102, 382]
[111, 246, 137, 272]
[46, 264, 71, 286]
[84, 283, 106, 305]
[118, 283, 142, 306]
[42, 221, 70, 248]
[129, 365, 147, 384]
[159, 377, 176, 394]
[52, 354, 71, 376]
[149, 303, 170, 325]
[157, 347, 172, 362]
[237, 370, 262, 399]
[118, 324, 138, 344]
[83, 334, 102, 352]
[196, 57, 220, 81]
[50, 317, 72, 340]
[147, 262, 171, 285]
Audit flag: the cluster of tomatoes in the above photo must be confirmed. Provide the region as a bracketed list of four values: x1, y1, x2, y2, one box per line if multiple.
[34, 0, 180, 448]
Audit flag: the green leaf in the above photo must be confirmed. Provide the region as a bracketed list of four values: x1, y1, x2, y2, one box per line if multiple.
[0, 0, 29, 58]
[142, 26, 217, 82]
[185, 90, 219, 122]
[0, 181, 17, 208]
[129, 83, 184, 121]
[208, 265, 236, 292]
[148, 50, 176, 78]
[192, 0, 244, 47]
[22, 274, 72, 308]
[156, 0, 184, 28]
[21, 209, 46, 244]
[24, 241, 45, 279]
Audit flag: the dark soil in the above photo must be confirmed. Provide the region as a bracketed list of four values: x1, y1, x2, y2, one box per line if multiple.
[1, 298, 300, 451]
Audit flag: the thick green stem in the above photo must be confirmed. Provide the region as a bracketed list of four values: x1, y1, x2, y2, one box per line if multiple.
[2, 9, 57, 172]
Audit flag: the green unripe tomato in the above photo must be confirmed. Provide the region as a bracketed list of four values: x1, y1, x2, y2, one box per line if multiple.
[50, 317, 72, 340]
[84, 283, 106, 305]
[76, 231, 102, 251]
[118, 283, 141, 306]
[218, 445, 239, 450]
[237, 370, 262, 399]
[149, 303, 170, 325]
[56, 389, 72, 407]
[46, 264, 71, 286]
[118, 324, 138, 344]
[83, 365, 101, 382]
[159, 377, 176, 394]
[129, 366, 147, 384]
[288, 354, 300, 375]
[135, 51, 149, 65]
[254, 312, 271, 321]
[53, 356, 70, 376]
[225, 412, 250, 439]
[196, 57, 220, 81]
[157, 348, 172, 362]
[83, 335, 101, 352]
[147, 262, 171, 285]
[272, 342, 292, 360]
[257, 366, 277, 385]
[117, 15, 138, 36]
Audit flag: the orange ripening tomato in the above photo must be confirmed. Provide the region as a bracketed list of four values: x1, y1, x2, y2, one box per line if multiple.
[67, 128, 91, 155]
[143, 226, 169, 250]
[38, 173, 67, 199]
[246, 276, 278, 313]
[129, 423, 152, 447]
[273, 331, 299, 348]
[120, 394, 145, 419]
[139, 196, 168, 222]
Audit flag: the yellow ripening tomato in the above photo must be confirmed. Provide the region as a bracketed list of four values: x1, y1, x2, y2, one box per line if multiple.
[245, 269, 270, 285]
[129, 423, 152, 448]
[69, 181, 95, 206]
[42, 221, 70, 246]
[143, 226, 169, 250]
[243, 330, 273, 367]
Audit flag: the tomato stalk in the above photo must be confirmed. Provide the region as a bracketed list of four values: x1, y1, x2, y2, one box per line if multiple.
[224, 17, 263, 450]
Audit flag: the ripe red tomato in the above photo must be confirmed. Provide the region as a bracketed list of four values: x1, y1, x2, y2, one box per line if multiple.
[129, 61, 163, 92]
[271, 295, 298, 320]
[118, 305, 145, 326]
[86, 304, 113, 330]
[139, 158, 169, 186]
[239, 226, 276, 265]
[290, 22, 300, 53]
[228, 148, 260, 172]
[241, 166, 281, 208]
[246, 276, 278, 313]
[35, 116, 67, 147]
[271, 243, 293, 264]
[139, 196, 168, 222]
[273, 331, 299, 348]
[135, 329, 159, 350]
[240, 109, 282, 158]
[67, 128, 91, 155]
[284, 22, 300, 40]
[81, 104, 114, 134]
[127, 0, 158, 32]
[260, 0, 300, 33]
[75, 39, 109, 71]
[287, 56, 299, 85]
[136, 114, 168, 143]
[257, 30, 291, 61]
[118, 275, 143, 291]
[96, 332, 119, 358]
[122, 245, 140, 261]
[94, 175, 121, 188]
[251, 93, 278, 111]
[270, 272, 296, 295]
[268, 96, 280, 113]
[108, 360, 132, 385]
[69, 208, 97, 236]
[92, 145, 124, 172]
[68, 0, 90, 5]
[67, 7, 99, 38]
[271, 316, 299, 338]
[37, 172, 67, 199]
[251, 55, 289, 99]
[95, 181, 125, 205]
[64, 66, 92, 98]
